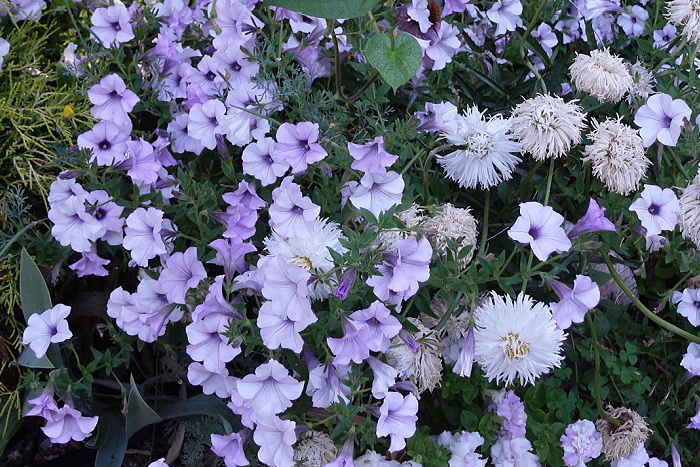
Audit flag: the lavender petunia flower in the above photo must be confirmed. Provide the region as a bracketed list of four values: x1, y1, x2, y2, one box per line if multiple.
[22, 304, 72, 359]
[158, 247, 207, 305]
[345, 171, 405, 218]
[188, 99, 227, 150]
[629, 184, 680, 237]
[508, 201, 572, 262]
[238, 359, 304, 414]
[49, 195, 103, 253]
[191, 275, 242, 323]
[77, 120, 130, 166]
[327, 315, 373, 365]
[208, 239, 256, 284]
[325, 434, 355, 467]
[672, 288, 700, 326]
[366, 356, 398, 399]
[252, 404, 297, 467]
[366, 237, 432, 304]
[41, 400, 98, 444]
[611, 443, 650, 467]
[211, 430, 250, 466]
[375, 392, 418, 452]
[91, 5, 134, 47]
[85, 190, 125, 245]
[88, 74, 139, 127]
[548, 275, 600, 330]
[688, 401, 700, 430]
[681, 342, 700, 377]
[186, 313, 241, 372]
[257, 299, 316, 352]
[416, 101, 459, 133]
[268, 176, 320, 238]
[306, 362, 351, 408]
[486, 0, 523, 36]
[348, 136, 399, 177]
[274, 122, 327, 174]
[560, 419, 603, 467]
[123, 207, 170, 267]
[119, 139, 162, 186]
[69, 246, 110, 277]
[568, 199, 617, 238]
[334, 268, 356, 300]
[241, 138, 289, 186]
[424, 22, 462, 71]
[260, 256, 313, 321]
[187, 362, 235, 398]
[350, 301, 401, 353]
[634, 93, 692, 147]
[26, 384, 59, 421]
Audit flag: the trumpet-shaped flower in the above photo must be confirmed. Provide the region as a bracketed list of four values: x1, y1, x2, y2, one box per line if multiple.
[158, 247, 207, 305]
[91, 5, 134, 46]
[548, 275, 600, 330]
[629, 184, 680, 237]
[366, 237, 432, 304]
[211, 430, 250, 466]
[253, 404, 297, 467]
[568, 198, 616, 238]
[346, 171, 405, 218]
[274, 122, 327, 174]
[375, 392, 418, 452]
[672, 287, 700, 326]
[237, 359, 304, 414]
[88, 74, 139, 127]
[185, 313, 241, 372]
[123, 207, 171, 267]
[508, 202, 571, 262]
[41, 401, 98, 444]
[634, 93, 691, 147]
[348, 136, 398, 176]
[269, 176, 320, 238]
[22, 304, 72, 359]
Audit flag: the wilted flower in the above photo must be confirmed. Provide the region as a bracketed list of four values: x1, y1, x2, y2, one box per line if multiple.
[626, 62, 656, 103]
[386, 318, 444, 393]
[293, 431, 338, 467]
[677, 171, 700, 247]
[582, 118, 650, 195]
[421, 203, 478, 267]
[509, 94, 586, 161]
[595, 406, 652, 461]
[667, 0, 700, 45]
[569, 49, 633, 103]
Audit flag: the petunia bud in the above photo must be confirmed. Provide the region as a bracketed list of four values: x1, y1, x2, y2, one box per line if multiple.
[334, 268, 356, 300]
[398, 329, 419, 352]
[568, 199, 617, 238]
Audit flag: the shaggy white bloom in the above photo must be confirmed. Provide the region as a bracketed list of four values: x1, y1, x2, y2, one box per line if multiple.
[627, 62, 656, 103]
[373, 205, 425, 252]
[569, 49, 633, 103]
[293, 431, 338, 467]
[421, 203, 479, 266]
[581, 118, 650, 195]
[473, 292, 566, 386]
[265, 217, 347, 299]
[386, 318, 444, 393]
[437, 106, 521, 190]
[667, 0, 700, 45]
[678, 171, 700, 247]
[509, 94, 586, 161]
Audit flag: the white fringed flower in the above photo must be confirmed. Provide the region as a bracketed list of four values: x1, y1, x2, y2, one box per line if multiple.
[422, 203, 479, 266]
[293, 431, 338, 467]
[667, 0, 700, 45]
[569, 49, 633, 103]
[473, 292, 565, 386]
[437, 106, 521, 190]
[581, 118, 650, 195]
[265, 217, 348, 300]
[627, 62, 656, 103]
[373, 205, 425, 252]
[678, 171, 700, 247]
[509, 94, 586, 161]
[386, 318, 444, 393]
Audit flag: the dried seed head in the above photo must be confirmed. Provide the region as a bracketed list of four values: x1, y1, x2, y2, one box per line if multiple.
[595, 406, 652, 461]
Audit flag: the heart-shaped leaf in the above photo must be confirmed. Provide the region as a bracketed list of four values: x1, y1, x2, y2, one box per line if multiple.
[365, 33, 423, 92]
[261, 0, 379, 19]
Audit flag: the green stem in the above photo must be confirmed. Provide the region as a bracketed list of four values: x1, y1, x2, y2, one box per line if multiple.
[435, 292, 464, 332]
[543, 156, 556, 206]
[666, 146, 692, 181]
[599, 249, 700, 345]
[332, 29, 380, 103]
[652, 36, 687, 72]
[586, 313, 620, 427]
[478, 190, 490, 258]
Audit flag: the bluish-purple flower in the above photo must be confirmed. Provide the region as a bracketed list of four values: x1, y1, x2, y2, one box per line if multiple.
[88, 74, 139, 127]
[77, 120, 130, 166]
[366, 237, 432, 304]
[634, 93, 692, 147]
[347, 135, 398, 176]
[375, 392, 418, 452]
[548, 275, 600, 330]
[507, 202, 571, 262]
[274, 122, 327, 174]
[158, 247, 207, 305]
[91, 5, 134, 47]
[568, 198, 616, 238]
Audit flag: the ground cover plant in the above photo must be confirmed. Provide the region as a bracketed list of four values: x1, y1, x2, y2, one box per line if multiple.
[3, 0, 700, 465]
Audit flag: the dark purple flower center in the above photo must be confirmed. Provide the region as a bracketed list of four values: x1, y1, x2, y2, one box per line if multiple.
[99, 140, 111, 150]
[648, 204, 660, 215]
[112, 22, 121, 31]
[205, 71, 216, 81]
[291, 205, 304, 215]
[694, 301, 700, 308]
[232, 62, 242, 72]
[528, 227, 540, 240]
[110, 90, 120, 99]
[94, 208, 105, 220]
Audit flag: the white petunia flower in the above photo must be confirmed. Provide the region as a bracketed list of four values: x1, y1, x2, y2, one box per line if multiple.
[473, 292, 566, 386]
[437, 106, 521, 190]
[569, 49, 633, 103]
[265, 217, 348, 300]
[509, 94, 586, 161]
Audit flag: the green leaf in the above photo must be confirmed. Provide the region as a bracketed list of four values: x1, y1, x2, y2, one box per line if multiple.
[158, 394, 240, 434]
[365, 33, 422, 92]
[17, 347, 54, 369]
[261, 0, 379, 19]
[94, 412, 127, 467]
[125, 375, 163, 439]
[20, 248, 52, 322]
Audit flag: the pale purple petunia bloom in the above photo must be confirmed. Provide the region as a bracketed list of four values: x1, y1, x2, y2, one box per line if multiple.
[334, 268, 356, 300]
[366, 356, 398, 399]
[22, 304, 72, 359]
[407, 0, 432, 33]
[531, 23, 558, 57]
[274, 122, 327, 174]
[486, 0, 523, 35]
[548, 275, 600, 330]
[490, 435, 539, 466]
[252, 404, 297, 467]
[653, 24, 677, 48]
[351, 301, 401, 353]
[366, 237, 432, 304]
[77, 120, 130, 166]
[672, 288, 700, 327]
[629, 184, 680, 237]
[85, 189, 124, 245]
[69, 246, 110, 277]
[617, 5, 649, 37]
[158, 246, 207, 305]
[49, 195, 102, 253]
[88, 74, 139, 127]
[188, 99, 227, 150]
[634, 93, 692, 147]
[560, 419, 603, 467]
[238, 359, 304, 414]
[688, 401, 700, 430]
[260, 256, 313, 321]
[208, 239, 256, 284]
[453, 326, 475, 377]
[345, 171, 405, 218]
[241, 138, 289, 186]
[375, 392, 418, 452]
[424, 22, 462, 71]
[191, 275, 242, 323]
[306, 362, 351, 408]
[348, 136, 398, 177]
[325, 434, 355, 467]
[168, 112, 204, 155]
[268, 176, 320, 238]
[681, 342, 700, 377]
[186, 312, 241, 372]
[26, 384, 59, 422]
[416, 101, 459, 133]
[119, 139, 162, 186]
[41, 401, 98, 444]
[123, 207, 170, 267]
[187, 362, 235, 398]
[211, 430, 250, 466]
[508, 202, 572, 262]
[582, 0, 623, 20]
[91, 5, 134, 47]
[257, 299, 316, 353]
[327, 315, 373, 365]
[568, 198, 616, 238]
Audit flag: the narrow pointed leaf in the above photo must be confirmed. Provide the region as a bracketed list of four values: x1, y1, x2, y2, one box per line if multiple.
[17, 347, 54, 369]
[20, 248, 52, 322]
[125, 374, 163, 439]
